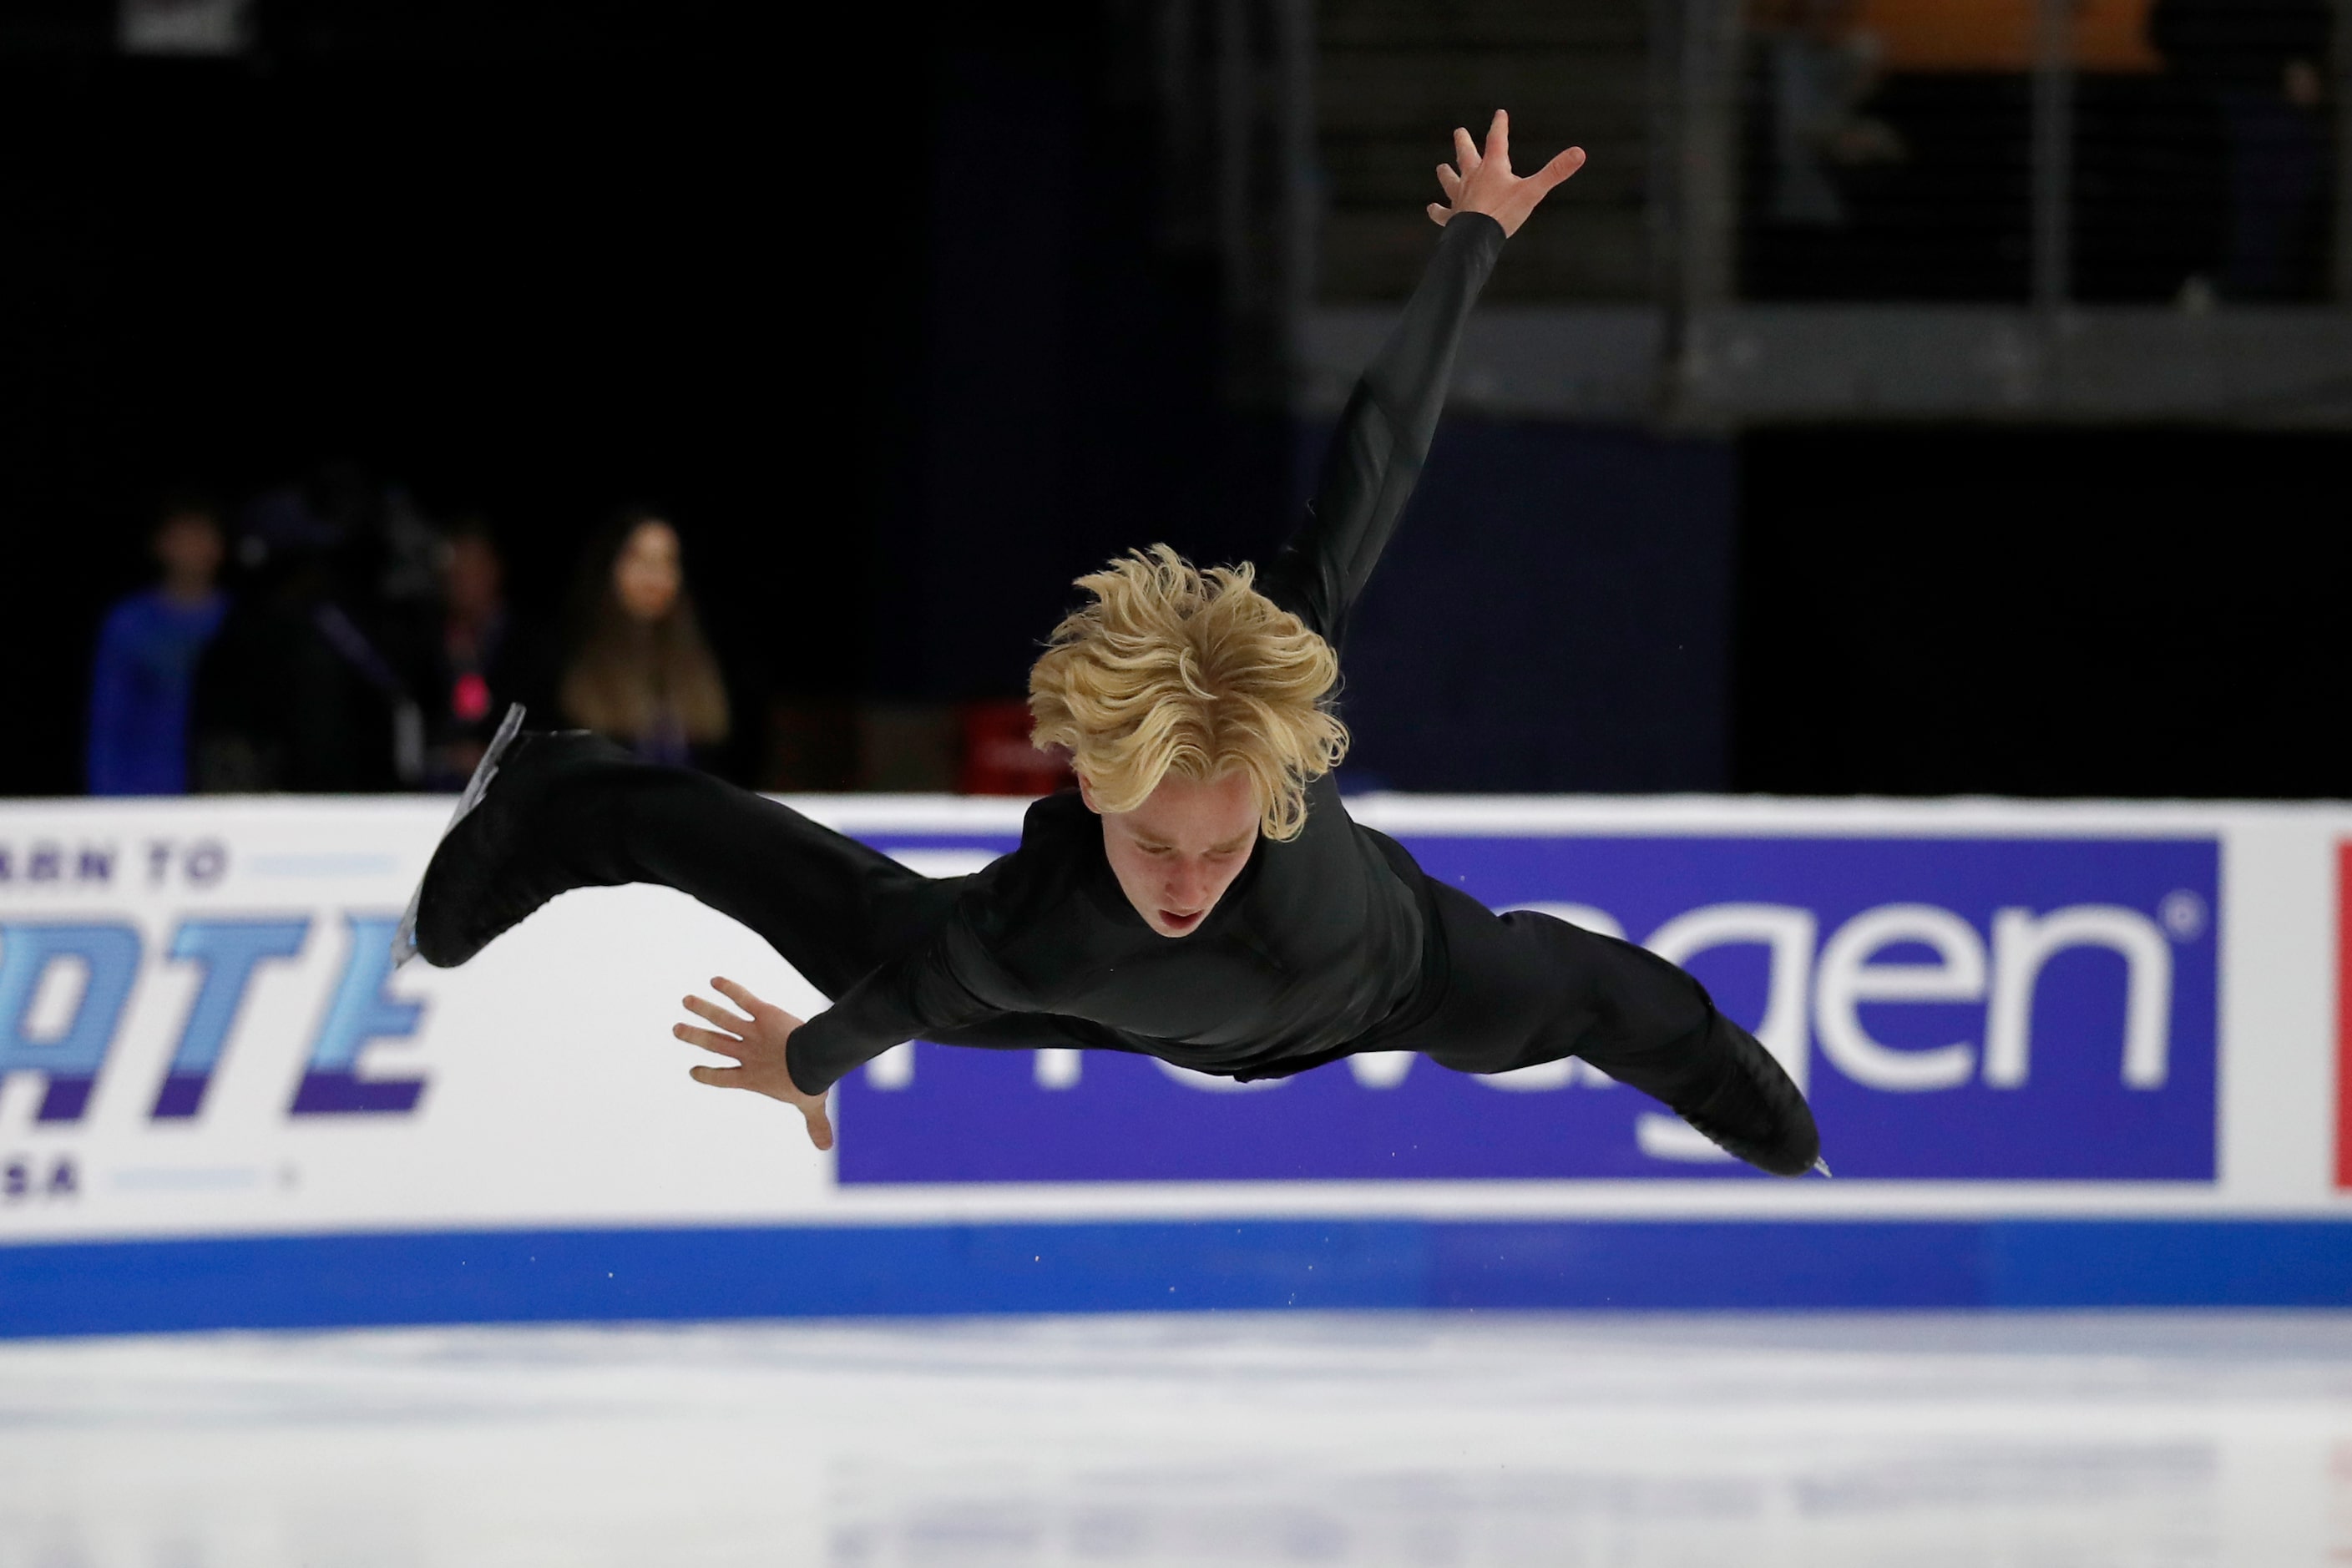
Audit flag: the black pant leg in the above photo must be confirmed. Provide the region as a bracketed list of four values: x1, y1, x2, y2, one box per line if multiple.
[540, 754, 957, 999]
[1399, 878, 1734, 1109]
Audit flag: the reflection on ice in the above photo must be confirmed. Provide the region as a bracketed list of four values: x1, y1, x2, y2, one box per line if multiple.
[0, 1313, 2346, 1565]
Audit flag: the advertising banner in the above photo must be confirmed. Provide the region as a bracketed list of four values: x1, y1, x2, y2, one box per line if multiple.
[2339, 838, 2351, 1192]
[0, 794, 2344, 1327]
[840, 832, 2219, 1185]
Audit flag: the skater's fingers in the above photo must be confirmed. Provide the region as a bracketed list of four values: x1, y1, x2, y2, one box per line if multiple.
[1532, 144, 1586, 191]
[802, 1103, 835, 1152]
[1483, 109, 1510, 170]
[689, 1064, 747, 1090]
[1452, 125, 1480, 174]
[709, 976, 771, 1018]
[681, 993, 756, 1033]
[673, 1023, 746, 1058]
[1426, 201, 1451, 227]
[1436, 162, 1463, 200]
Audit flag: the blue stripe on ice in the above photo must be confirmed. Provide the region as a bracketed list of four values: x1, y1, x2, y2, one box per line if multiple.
[2, 1219, 2349, 1337]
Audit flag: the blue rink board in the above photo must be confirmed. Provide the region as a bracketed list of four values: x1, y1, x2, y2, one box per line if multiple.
[2, 1218, 2350, 1338]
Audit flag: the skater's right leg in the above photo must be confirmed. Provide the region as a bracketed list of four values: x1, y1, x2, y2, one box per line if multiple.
[412, 731, 951, 994]
[549, 753, 953, 994]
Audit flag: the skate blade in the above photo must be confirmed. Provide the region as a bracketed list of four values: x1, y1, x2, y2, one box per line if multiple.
[1812, 1156, 1834, 1178]
[390, 702, 528, 968]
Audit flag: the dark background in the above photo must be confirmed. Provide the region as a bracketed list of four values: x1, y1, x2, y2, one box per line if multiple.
[4, 2, 2347, 800]
[1735, 427, 2352, 797]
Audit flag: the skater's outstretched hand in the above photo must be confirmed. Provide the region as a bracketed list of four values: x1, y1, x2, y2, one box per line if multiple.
[673, 977, 835, 1151]
[1427, 109, 1584, 238]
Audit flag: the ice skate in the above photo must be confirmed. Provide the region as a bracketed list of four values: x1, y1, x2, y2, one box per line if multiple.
[1667, 1017, 1822, 1178]
[392, 702, 525, 967]
[392, 705, 624, 969]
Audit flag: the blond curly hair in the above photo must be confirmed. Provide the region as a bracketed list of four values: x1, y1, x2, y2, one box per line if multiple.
[1028, 546, 1348, 842]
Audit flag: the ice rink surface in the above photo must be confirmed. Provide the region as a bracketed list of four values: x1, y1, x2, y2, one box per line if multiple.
[2, 1312, 2350, 1567]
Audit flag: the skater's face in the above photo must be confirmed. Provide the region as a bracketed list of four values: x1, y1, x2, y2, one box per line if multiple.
[1084, 768, 1259, 938]
[612, 519, 683, 622]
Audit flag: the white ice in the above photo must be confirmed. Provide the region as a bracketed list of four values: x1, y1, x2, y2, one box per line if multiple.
[2, 1312, 2350, 1566]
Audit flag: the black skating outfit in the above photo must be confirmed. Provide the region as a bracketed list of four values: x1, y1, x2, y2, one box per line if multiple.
[418, 211, 1819, 1176]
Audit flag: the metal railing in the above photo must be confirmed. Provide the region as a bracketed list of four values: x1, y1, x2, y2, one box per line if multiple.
[1708, 0, 2350, 310]
[1151, 0, 2352, 424]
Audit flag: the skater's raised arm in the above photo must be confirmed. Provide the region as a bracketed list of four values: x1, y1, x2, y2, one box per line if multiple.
[1261, 112, 1583, 646]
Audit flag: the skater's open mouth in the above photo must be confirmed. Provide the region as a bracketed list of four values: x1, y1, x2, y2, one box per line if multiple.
[1158, 908, 1206, 933]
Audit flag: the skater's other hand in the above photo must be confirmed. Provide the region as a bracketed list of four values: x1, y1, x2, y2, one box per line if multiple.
[1428, 109, 1584, 238]
[672, 977, 834, 1151]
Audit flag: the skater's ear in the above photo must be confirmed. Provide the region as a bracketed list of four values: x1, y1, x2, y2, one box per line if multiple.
[1076, 770, 1101, 815]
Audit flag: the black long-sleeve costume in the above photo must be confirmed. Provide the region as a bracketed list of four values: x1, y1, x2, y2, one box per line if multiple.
[528, 212, 1807, 1161]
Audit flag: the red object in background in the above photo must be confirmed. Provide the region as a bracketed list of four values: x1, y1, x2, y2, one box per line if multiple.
[451, 671, 493, 723]
[959, 700, 1074, 797]
[2338, 842, 2351, 1187]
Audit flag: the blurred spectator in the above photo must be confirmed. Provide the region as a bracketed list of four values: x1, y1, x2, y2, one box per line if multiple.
[559, 509, 731, 768]
[85, 498, 228, 796]
[190, 479, 427, 792]
[1753, 0, 1906, 229]
[2152, 0, 2333, 299]
[425, 518, 547, 789]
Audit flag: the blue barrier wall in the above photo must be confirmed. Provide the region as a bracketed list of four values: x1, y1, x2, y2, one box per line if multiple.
[5, 1218, 2349, 1338]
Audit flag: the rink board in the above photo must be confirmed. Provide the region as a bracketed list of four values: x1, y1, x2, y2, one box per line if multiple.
[3, 1219, 2352, 1338]
[0, 793, 2345, 1332]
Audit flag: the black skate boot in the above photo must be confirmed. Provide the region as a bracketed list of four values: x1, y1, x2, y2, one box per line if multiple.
[1669, 1011, 1822, 1177]
[392, 706, 630, 969]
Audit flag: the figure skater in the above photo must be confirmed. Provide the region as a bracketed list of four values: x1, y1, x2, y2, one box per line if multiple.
[397, 112, 1821, 1176]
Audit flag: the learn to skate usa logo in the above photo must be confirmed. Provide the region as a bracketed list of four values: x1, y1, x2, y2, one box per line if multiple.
[837, 833, 2220, 1184]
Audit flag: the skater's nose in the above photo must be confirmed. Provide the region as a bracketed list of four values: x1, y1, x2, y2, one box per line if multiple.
[1165, 855, 1220, 911]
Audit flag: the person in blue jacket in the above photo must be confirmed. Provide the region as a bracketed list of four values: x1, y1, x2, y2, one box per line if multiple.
[86, 499, 229, 796]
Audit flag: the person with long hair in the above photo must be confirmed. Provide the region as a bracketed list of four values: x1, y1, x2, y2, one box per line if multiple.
[559, 509, 731, 768]
[396, 114, 1820, 1178]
